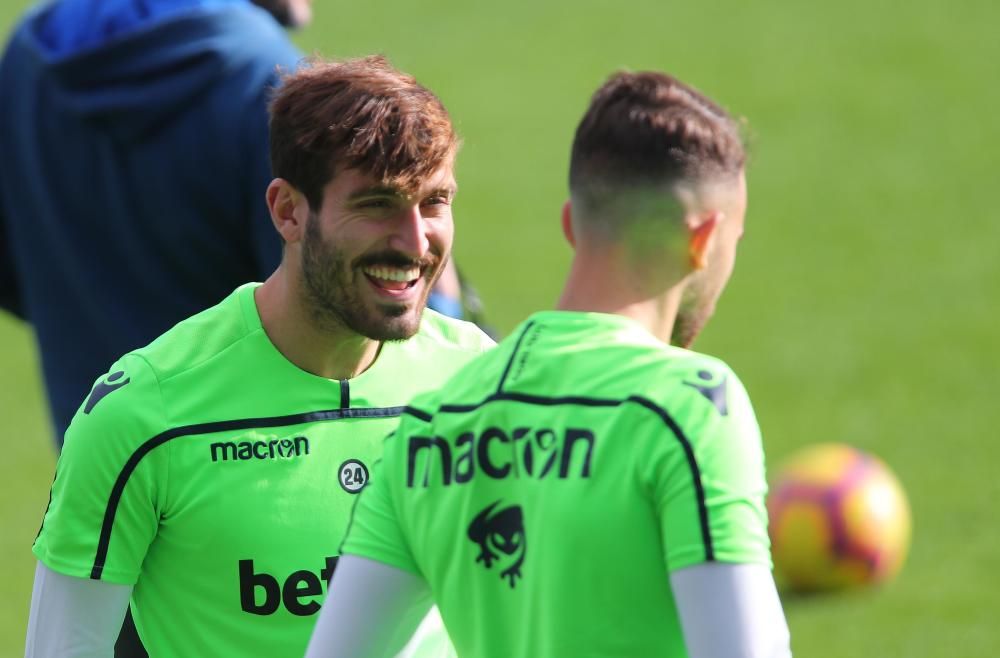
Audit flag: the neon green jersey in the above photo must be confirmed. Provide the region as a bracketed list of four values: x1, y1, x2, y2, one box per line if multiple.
[33, 284, 492, 658]
[342, 311, 771, 658]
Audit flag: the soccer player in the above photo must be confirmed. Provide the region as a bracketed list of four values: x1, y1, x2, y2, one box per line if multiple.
[307, 71, 792, 658]
[25, 56, 492, 657]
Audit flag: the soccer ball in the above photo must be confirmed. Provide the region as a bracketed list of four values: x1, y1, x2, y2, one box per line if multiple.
[766, 442, 911, 592]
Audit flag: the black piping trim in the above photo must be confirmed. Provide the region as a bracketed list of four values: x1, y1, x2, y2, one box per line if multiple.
[401, 406, 433, 422]
[339, 380, 350, 409]
[629, 397, 714, 561]
[337, 457, 383, 556]
[496, 320, 536, 393]
[405, 391, 715, 562]
[90, 406, 404, 580]
[35, 468, 58, 543]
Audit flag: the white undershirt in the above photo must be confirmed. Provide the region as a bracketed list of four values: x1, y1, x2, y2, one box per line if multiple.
[305, 555, 792, 658]
[25, 562, 131, 658]
[670, 561, 792, 658]
[24, 561, 451, 658]
[28, 557, 792, 658]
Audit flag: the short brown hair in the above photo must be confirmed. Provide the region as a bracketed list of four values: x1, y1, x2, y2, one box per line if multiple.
[269, 55, 458, 210]
[569, 71, 745, 217]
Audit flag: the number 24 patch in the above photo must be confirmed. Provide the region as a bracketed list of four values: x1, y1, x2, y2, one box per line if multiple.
[338, 459, 369, 493]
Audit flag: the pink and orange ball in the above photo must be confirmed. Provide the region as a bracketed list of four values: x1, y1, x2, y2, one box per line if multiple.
[767, 442, 912, 593]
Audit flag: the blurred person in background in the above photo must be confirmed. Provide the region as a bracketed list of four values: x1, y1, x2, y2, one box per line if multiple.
[307, 70, 792, 658]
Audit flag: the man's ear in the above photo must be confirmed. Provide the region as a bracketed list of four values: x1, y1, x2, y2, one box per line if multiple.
[561, 200, 576, 247]
[266, 179, 310, 244]
[686, 210, 723, 270]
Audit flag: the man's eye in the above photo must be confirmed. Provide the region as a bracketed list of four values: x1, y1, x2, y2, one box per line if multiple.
[359, 198, 393, 209]
[423, 196, 450, 206]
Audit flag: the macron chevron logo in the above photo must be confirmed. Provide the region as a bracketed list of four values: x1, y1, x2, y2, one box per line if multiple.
[684, 370, 729, 416]
[84, 371, 131, 414]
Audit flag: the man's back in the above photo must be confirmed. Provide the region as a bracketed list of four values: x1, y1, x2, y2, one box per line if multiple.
[343, 310, 772, 657]
[0, 0, 301, 439]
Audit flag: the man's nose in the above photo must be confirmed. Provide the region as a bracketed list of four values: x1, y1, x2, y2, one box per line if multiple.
[387, 204, 430, 258]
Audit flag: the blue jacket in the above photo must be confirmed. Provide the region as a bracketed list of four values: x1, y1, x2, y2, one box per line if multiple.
[0, 0, 303, 442]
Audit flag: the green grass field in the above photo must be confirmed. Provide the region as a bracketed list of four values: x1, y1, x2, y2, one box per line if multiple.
[3, 0, 998, 654]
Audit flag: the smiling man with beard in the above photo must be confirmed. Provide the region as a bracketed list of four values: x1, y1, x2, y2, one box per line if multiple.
[25, 56, 491, 658]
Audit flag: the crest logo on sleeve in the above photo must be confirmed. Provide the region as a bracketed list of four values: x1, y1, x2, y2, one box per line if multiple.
[684, 369, 729, 416]
[467, 501, 525, 588]
[338, 459, 369, 493]
[84, 370, 131, 414]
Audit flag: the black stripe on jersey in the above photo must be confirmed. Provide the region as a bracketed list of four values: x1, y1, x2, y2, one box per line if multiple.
[90, 406, 404, 580]
[401, 405, 433, 422]
[336, 457, 384, 557]
[339, 380, 350, 408]
[400, 392, 715, 562]
[35, 468, 58, 543]
[496, 320, 536, 393]
[629, 397, 714, 562]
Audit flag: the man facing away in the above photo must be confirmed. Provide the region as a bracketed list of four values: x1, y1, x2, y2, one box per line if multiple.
[25, 56, 492, 658]
[307, 70, 792, 657]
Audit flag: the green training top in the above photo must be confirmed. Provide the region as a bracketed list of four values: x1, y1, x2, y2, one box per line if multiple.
[33, 283, 493, 657]
[342, 310, 771, 658]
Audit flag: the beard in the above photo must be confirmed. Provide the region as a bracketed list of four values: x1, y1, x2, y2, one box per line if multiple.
[299, 214, 439, 341]
[670, 272, 718, 349]
[670, 308, 706, 349]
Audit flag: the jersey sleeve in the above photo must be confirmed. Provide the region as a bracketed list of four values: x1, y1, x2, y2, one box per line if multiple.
[33, 354, 168, 585]
[340, 419, 422, 576]
[645, 361, 771, 572]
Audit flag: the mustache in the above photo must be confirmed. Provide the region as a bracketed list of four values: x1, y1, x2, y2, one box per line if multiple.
[354, 250, 439, 272]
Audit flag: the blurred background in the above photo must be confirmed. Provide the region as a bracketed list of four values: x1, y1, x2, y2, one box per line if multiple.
[2, 0, 998, 655]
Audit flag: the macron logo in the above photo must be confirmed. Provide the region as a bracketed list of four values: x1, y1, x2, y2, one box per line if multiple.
[211, 436, 310, 462]
[84, 371, 131, 414]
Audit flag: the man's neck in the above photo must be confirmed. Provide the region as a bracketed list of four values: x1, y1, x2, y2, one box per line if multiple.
[254, 269, 381, 380]
[556, 252, 683, 345]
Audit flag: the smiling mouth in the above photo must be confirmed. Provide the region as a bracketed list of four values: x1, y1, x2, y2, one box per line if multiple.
[361, 265, 422, 293]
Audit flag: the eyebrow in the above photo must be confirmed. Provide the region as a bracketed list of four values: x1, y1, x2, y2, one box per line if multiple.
[426, 185, 458, 199]
[346, 185, 405, 201]
[347, 184, 458, 203]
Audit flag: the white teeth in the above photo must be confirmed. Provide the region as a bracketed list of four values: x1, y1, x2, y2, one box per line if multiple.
[362, 266, 420, 282]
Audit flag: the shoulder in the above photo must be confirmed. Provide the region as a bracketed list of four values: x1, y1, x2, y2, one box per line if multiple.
[409, 310, 496, 356]
[131, 286, 257, 383]
[62, 353, 166, 461]
[619, 347, 759, 453]
[161, 4, 300, 100]
[209, 4, 302, 68]
[381, 311, 495, 397]
[61, 284, 256, 460]
[638, 347, 749, 415]
[64, 287, 255, 448]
